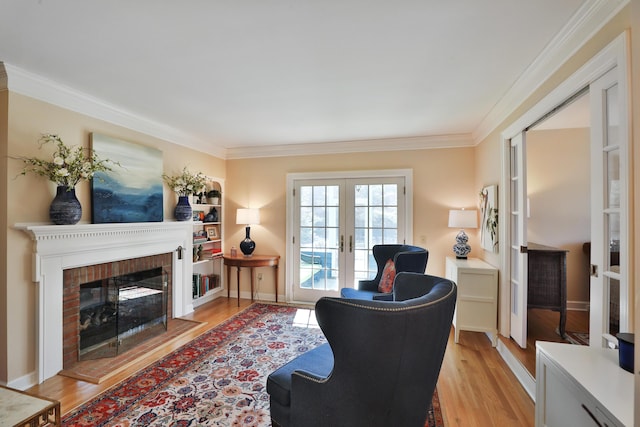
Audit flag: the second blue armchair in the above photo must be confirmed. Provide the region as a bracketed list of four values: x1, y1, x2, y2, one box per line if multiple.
[340, 244, 428, 300]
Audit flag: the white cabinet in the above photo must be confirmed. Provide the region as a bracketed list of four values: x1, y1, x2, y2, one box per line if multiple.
[535, 341, 633, 427]
[445, 257, 498, 346]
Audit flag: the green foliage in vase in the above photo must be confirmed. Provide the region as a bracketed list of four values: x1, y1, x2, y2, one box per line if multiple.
[163, 167, 207, 196]
[18, 134, 118, 188]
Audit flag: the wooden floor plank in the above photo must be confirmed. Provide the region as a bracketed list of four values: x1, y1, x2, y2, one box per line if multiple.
[498, 308, 589, 375]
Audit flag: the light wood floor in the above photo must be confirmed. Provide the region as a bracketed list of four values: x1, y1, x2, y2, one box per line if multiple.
[27, 297, 535, 426]
[499, 308, 590, 375]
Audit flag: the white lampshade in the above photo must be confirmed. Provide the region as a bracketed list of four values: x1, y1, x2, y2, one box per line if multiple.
[448, 209, 478, 229]
[236, 208, 260, 225]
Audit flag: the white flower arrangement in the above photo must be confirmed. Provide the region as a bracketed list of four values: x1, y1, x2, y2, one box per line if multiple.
[18, 134, 117, 188]
[163, 167, 207, 196]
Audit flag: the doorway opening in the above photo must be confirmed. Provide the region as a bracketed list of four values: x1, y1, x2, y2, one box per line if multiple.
[505, 91, 592, 375]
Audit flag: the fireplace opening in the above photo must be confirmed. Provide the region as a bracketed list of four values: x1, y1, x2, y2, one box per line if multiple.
[79, 267, 168, 361]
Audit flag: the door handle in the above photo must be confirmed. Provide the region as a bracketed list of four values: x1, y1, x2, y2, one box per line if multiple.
[340, 235, 344, 252]
[590, 264, 598, 277]
[349, 235, 353, 253]
[520, 245, 528, 253]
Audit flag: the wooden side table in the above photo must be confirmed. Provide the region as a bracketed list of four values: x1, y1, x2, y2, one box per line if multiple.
[0, 385, 60, 426]
[223, 254, 280, 306]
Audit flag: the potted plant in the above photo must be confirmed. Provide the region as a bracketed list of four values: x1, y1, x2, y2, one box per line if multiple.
[206, 189, 221, 205]
[17, 133, 118, 225]
[163, 167, 207, 221]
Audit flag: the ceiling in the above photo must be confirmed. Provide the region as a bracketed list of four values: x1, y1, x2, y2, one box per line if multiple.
[0, 1, 618, 158]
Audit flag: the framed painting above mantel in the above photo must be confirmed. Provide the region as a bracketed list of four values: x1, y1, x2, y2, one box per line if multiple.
[91, 133, 164, 223]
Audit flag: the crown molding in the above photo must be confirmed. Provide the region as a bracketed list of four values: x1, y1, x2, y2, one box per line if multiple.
[472, 0, 629, 143]
[2, 62, 226, 159]
[225, 133, 474, 159]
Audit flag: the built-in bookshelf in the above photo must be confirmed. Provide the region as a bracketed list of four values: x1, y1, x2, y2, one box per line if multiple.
[191, 178, 224, 307]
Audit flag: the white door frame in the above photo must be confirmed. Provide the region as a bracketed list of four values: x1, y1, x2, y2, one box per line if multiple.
[285, 169, 413, 304]
[498, 32, 630, 340]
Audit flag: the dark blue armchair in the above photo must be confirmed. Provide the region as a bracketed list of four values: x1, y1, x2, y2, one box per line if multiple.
[340, 244, 429, 300]
[267, 272, 456, 427]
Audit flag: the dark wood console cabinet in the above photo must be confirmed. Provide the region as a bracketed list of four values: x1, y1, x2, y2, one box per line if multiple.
[527, 242, 568, 338]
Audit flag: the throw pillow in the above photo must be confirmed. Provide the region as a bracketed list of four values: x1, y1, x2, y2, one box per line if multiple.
[377, 259, 396, 293]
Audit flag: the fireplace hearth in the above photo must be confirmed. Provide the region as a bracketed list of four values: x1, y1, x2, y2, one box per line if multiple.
[79, 267, 168, 361]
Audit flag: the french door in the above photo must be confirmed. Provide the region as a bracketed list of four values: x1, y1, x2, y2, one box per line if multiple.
[287, 171, 411, 303]
[509, 132, 528, 348]
[508, 65, 629, 349]
[589, 67, 628, 346]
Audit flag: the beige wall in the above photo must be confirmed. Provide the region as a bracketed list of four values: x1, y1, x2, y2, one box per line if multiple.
[527, 128, 591, 304]
[4, 92, 225, 384]
[225, 147, 477, 297]
[474, 133, 502, 269]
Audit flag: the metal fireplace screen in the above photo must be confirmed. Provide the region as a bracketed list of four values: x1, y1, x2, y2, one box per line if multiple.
[79, 267, 168, 361]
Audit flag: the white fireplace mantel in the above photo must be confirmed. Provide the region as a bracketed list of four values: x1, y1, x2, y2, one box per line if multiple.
[15, 221, 195, 384]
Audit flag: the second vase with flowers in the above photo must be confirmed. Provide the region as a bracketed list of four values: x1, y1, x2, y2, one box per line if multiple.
[163, 167, 207, 221]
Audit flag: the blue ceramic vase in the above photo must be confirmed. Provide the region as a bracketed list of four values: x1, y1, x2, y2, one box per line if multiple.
[174, 196, 193, 221]
[49, 185, 82, 225]
[239, 226, 256, 256]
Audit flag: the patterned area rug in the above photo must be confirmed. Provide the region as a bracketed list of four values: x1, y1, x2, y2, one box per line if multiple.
[557, 327, 589, 346]
[564, 330, 589, 346]
[62, 303, 444, 426]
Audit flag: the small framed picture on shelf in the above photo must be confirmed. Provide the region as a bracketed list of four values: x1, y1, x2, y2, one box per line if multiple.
[205, 225, 219, 239]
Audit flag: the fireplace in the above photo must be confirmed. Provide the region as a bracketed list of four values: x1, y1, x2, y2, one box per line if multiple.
[78, 268, 167, 360]
[57, 251, 173, 368]
[17, 221, 194, 384]
[63, 253, 173, 368]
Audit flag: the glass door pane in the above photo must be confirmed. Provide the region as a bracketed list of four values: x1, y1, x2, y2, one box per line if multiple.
[298, 184, 341, 295]
[352, 182, 400, 287]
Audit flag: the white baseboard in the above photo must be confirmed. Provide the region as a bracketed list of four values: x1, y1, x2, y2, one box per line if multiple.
[6, 371, 38, 391]
[496, 340, 536, 401]
[567, 300, 589, 311]
[228, 290, 277, 302]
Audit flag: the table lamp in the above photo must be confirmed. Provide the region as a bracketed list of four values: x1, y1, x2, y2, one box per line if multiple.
[448, 209, 478, 259]
[236, 208, 260, 256]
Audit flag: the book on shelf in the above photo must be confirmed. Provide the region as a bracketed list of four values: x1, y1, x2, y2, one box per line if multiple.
[192, 273, 201, 298]
[192, 273, 221, 299]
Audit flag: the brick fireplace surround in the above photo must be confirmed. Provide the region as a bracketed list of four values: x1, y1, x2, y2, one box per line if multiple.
[63, 253, 173, 370]
[17, 221, 194, 385]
